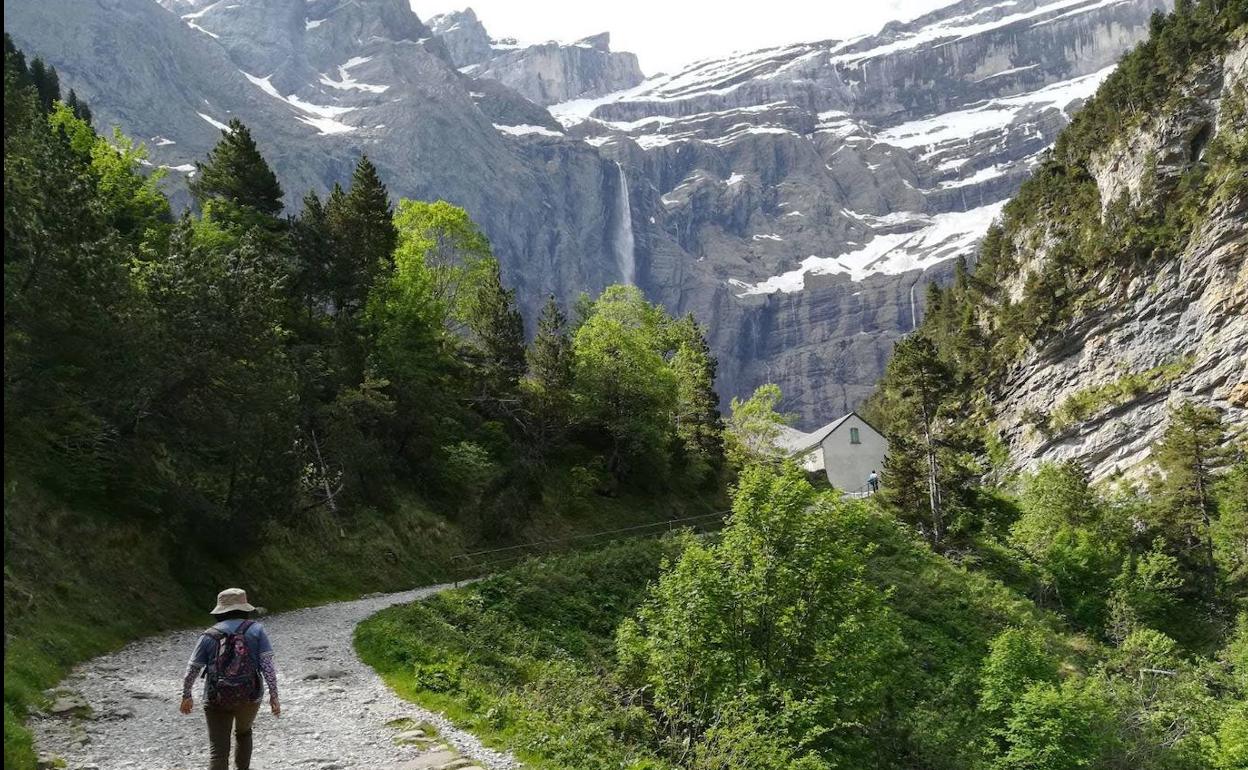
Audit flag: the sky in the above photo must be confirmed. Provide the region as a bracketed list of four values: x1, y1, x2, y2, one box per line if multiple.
[410, 0, 961, 75]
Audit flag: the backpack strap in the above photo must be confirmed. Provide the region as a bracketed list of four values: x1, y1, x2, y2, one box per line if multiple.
[200, 627, 226, 679]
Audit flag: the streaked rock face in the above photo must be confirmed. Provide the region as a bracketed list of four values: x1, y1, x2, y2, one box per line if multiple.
[552, 0, 1171, 426]
[5, 0, 1172, 428]
[5, 0, 627, 326]
[992, 44, 1248, 481]
[427, 9, 644, 105]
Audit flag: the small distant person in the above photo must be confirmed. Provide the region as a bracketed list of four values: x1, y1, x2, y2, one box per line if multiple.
[180, 588, 280, 770]
[867, 470, 880, 494]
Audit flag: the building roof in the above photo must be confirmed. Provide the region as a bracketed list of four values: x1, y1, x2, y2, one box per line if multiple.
[775, 413, 856, 456]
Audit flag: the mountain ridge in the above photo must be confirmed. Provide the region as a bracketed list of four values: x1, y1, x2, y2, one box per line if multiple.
[2, 0, 1174, 426]
[866, 4, 1246, 481]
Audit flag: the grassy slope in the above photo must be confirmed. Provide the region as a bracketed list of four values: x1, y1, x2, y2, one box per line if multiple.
[357, 536, 685, 769]
[3, 474, 721, 769]
[356, 508, 1076, 770]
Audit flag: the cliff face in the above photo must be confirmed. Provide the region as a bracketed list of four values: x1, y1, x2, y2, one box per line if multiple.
[4, 0, 1174, 428]
[4, 0, 628, 323]
[427, 9, 645, 105]
[556, 0, 1171, 425]
[993, 43, 1248, 480]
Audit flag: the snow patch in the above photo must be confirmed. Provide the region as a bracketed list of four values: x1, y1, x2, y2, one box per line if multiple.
[936, 164, 1009, 189]
[736, 201, 1006, 293]
[284, 93, 354, 118]
[297, 115, 355, 135]
[879, 66, 1114, 149]
[319, 57, 389, 93]
[975, 64, 1038, 82]
[243, 71, 357, 125]
[186, 21, 219, 38]
[181, 1, 222, 19]
[493, 123, 564, 138]
[197, 112, 230, 131]
[305, 18, 325, 30]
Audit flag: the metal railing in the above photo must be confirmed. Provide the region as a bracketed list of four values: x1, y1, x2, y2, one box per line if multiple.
[842, 481, 878, 499]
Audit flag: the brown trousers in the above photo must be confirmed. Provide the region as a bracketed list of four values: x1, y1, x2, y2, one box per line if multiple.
[205, 701, 261, 770]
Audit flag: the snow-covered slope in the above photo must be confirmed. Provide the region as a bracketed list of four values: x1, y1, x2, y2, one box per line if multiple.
[6, 0, 1171, 428]
[551, 0, 1170, 424]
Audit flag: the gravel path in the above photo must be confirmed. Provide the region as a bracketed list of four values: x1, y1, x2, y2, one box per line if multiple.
[30, 584, 520, 770]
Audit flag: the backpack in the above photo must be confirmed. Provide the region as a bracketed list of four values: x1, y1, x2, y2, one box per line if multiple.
[202, 620, 261, 708]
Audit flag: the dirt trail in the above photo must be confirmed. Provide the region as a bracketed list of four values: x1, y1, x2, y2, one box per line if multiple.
[31, 585, 518, 770]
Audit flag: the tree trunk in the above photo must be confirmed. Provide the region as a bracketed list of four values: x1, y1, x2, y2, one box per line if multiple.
[310, 426, 339, 515]
[920, 399, 943, 545]
[1194, 453, 1216, 601]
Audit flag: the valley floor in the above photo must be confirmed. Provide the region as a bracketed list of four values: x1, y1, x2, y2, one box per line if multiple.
[30, 586, 517, 770]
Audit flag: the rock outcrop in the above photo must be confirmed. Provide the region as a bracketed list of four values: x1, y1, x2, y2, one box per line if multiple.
[428, 8, 644, 105]
[555, 0, 1172, 425]
[4, 0, 627, 324]
[4, 0, 1174, 428]
[992, 43, 1248, 481]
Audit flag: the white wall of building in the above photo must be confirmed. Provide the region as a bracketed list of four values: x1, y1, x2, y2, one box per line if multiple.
[797, 447, 824, 472]
[819, 414, 887, 492]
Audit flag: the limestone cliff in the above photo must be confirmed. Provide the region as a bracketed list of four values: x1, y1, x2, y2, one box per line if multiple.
[3, 0, 1179, 428]
[427, 9, 644, 105]
[993, 42, 1247, 480]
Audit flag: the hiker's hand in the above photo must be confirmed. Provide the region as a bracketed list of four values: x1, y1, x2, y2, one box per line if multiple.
[270, 698, 281, 717]
[179, 697, 193, 715]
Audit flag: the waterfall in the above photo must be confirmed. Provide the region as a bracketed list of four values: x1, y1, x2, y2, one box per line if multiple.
[909, 281, 918, 330]
[613, 162, 636, 285]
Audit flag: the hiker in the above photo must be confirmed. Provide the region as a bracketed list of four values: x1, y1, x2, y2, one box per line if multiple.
[180, 588, 280, 770]
[867, 470, 880, 494]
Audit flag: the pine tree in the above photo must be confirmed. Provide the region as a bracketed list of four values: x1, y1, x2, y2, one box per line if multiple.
[325, 157, 397, 318]
[668, 314, 724, 471]
[189, 118, 284, 217]
[1151, 401, 1232, 600]
[291, 190, 332, 318]
[4, 33, 30, 89]
[529, 295, 573, 396]
[466, 259, 526, 401]
[526, 295, 574, 453]
[27, 56, 59, 112]
[884, 333, 954, 545]
[323, 180, 348, 302]
[65, 88, 92, 125]
[343, 155, 397, 271]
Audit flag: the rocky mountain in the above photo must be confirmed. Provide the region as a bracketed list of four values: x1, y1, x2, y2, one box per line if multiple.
[4, 0, 1173, 427]
[428, 8, 644, 105]
[863, 0, 1246, 483]
[991, 42, 1247, 480]
[550, 0, 1174, 425]
[6, 0, 632, 325]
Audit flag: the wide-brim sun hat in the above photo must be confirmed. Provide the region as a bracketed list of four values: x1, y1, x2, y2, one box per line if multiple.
[210, 587, 256, 615]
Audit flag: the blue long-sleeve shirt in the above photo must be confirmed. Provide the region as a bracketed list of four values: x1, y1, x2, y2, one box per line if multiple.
[181, 619, 278, 702]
